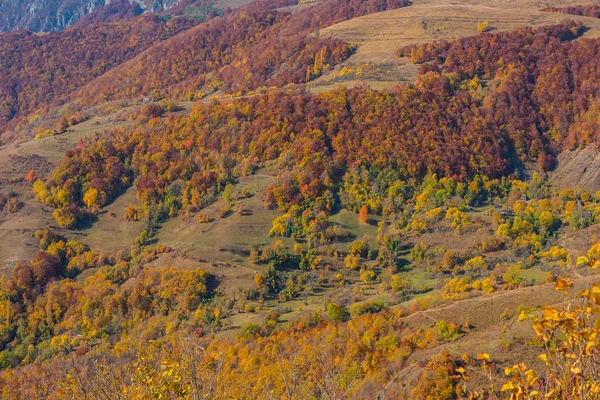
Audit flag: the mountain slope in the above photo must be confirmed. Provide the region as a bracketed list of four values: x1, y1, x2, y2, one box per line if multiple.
[3, 0, 600, 398]
[71, 0, 411, 104]
[0, 15, 196, 132]
[0, 0, 185, 32]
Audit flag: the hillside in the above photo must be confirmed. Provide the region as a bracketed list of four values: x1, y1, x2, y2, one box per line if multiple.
[314, 0, 600, 91]
[0, 0, 157, 32]
[0, 15, 197, 134]
[0, 0, 214, 32]
[2, 0, 600, 398]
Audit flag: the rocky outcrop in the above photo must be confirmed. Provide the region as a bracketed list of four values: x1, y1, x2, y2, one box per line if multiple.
[0, 0, 184, 32]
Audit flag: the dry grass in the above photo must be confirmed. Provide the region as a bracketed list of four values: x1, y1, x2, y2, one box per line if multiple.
[551, 147, 600, 194]
[156, 173, 284, 266]
[312, 0, 600, 91]
[0, 192, 53, 269]
[1, 3, 600, 378]
[0, 111, 134, 267]
[0, 103, 195, 268]
[77, 187, 142, 254]
[216, 0, 255, 9]
[393, 274, 600, 394]
[146, 252, 258, 296]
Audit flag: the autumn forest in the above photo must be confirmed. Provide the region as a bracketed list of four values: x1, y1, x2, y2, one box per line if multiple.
[2, 0, 600, 398]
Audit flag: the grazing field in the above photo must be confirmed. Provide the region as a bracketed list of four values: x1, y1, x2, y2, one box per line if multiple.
[77, 187, 143, 253]
[311, 0, 600, 91]
[157, 173, 284, 266]
[0, 102, 194, 266]
[4, 0, 600, 395]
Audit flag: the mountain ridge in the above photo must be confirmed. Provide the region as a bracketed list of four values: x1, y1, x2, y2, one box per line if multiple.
[0, 0, 185, 32]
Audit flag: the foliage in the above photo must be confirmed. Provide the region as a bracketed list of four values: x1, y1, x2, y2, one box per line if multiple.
[326, 302, 349, 322]
[463, 275, 600, 399]
[540, 5, 600, 18]
[72, 0, 411, 106]
[0, 16, 195, 130]
[358, 205, 369, 224]
[477, 21, 490, 33]
[434, 319, 460, 343]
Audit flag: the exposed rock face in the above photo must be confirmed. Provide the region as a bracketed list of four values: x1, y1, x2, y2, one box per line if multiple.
[0, 0, 182, 32]
[551, 147, 600, 194]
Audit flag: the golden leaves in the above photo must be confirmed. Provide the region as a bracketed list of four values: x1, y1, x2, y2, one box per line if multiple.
[554, 278, 573, 291]
[576, 255, 589, 267]
[454, 366, 469, 381]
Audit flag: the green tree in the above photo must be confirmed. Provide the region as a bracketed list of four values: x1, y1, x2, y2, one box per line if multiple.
[326, 302, 349, 322]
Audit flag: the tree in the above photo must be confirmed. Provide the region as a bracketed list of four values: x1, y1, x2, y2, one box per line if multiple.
[359, 268, 376, 284]
[412, 349, 457, 399]
[462, 278, 600, 398]
[358, 205, 369, 224]
[464, 256, 488, 278]
[55, 116, 69, 133]
[477, 21, 490, 33]
[31, 251, 62, 284]
[52, 207, 77, 228]
[326, 303, 349, 322]
[25, 170, 36, 184]
[344, 254, 361, 270]
[222, 183, 236, 205]
[348, 238, 368, 257]
[83, 188, 99, 208]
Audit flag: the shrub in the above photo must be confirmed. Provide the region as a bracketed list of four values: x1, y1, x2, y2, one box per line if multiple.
[389, 275, 411, 292]
[52, 207, 77, 228]
[350, 301, 385, 317]
[240, 323, 262, 337]
[348, 238, 368, 257]
[218, 206, 231, 218]
[360, 268, 376, 284]
[481, 277, 495, 293]
[435, 320, 460, 343]
[344, 253, 361, 270]
[464, 256, 489, 277]
[196, 213, 211, 223]
[326, 303, 349, 322]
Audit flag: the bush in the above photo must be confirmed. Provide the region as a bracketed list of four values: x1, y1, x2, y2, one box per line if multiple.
[139, 103, 163, 119]
[52, 207, 77, 228]
[350, 301, 385, 317]
[344, 253, 361, 270]
[240, 323, 262, 337]
[348, 238, 368, 257]
[326, 303, 349, 322]
[218, 206, 231, 218]
[196, 213, 211, 223]
[464, 256, 489, 277]
[389, 275, 411, 293]
[359, 268, 376, 284]
[435, 320, 460, 343]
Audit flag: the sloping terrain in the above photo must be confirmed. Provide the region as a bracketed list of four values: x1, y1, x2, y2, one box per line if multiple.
[0, 101, 195, 266]
[551, 147, 600, 194]
[3, 0, 600, 397]
[0, 0, 184, 32]
[0, 15, 196, 133]
[314, 0, 600, 91]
